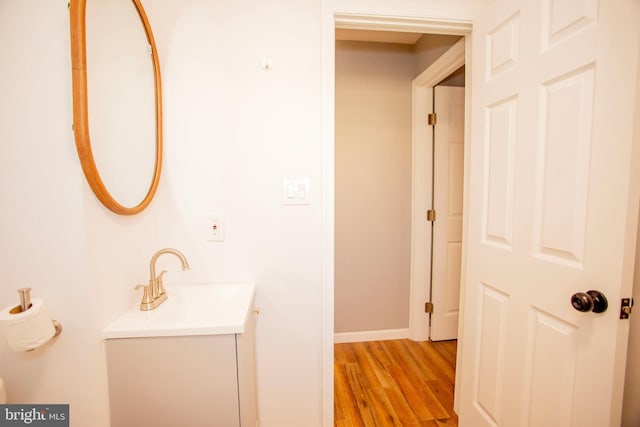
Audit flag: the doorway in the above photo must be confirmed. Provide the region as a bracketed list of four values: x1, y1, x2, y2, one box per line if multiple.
[334, 32, 466, 342]
[321, 10, 473, 426]
[333, 28, 467, 426]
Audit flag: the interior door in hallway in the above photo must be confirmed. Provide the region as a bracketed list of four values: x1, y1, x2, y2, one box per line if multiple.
[431, 85, 465, 341]
[458, 0, 640, 425]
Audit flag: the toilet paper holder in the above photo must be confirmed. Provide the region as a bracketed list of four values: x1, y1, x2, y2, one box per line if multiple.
[9, 288, 62, 351]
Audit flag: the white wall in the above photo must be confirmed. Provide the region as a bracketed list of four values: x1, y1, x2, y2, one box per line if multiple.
[0, 1, 105, 423]
[0, 0, 322, 426]
[334, 41, 414, 333]
[4, 0, 635, 425]
[151, 3, 323, 425]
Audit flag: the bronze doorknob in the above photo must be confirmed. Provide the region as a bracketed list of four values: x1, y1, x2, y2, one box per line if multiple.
[571, 290, 608, 313]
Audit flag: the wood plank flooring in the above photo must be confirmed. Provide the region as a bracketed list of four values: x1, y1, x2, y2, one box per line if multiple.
[334, 339, 458, 427]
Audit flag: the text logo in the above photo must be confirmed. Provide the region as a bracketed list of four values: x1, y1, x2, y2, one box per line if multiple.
[0, 405, 69, 426]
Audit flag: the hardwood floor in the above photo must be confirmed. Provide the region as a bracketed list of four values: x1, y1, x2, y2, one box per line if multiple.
[334, 339, 458, 427]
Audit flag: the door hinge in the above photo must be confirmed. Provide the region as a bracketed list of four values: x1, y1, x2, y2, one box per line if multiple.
[427, 209, 436, 222]
[427, 113, 437, 126]
[620, 298, 634, 319]
[425, 302, 434, 314]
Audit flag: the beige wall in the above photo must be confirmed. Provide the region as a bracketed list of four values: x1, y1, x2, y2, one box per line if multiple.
[440, 65, 465, 87]
[334, 36, 462, 334]
[414, 34, 463, 77]
[334, 41, 415, 333]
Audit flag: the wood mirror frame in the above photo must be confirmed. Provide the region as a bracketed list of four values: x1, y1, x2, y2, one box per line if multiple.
[69, 0, 162, 215]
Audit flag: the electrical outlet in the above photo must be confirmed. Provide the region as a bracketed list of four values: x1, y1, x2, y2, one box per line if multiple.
[206, 214, 225, 242]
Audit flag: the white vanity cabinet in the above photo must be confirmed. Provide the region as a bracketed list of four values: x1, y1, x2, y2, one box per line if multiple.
[102, 283, 257, 427]
[105, 315, 256, 427]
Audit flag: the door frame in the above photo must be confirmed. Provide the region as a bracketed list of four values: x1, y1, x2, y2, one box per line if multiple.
[321, 2, 475, 425]
[409, 38, 465, 342]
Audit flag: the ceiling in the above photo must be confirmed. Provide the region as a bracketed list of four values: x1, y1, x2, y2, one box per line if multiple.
[335, 29, 424, 45]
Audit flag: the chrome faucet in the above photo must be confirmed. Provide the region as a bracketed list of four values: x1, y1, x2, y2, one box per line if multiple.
[137, 248, 190, 311]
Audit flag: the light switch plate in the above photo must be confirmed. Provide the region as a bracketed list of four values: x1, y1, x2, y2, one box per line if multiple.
[282, 176, 310, 205]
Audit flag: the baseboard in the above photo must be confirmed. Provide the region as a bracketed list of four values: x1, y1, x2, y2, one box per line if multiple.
[334, 328, 410, 343]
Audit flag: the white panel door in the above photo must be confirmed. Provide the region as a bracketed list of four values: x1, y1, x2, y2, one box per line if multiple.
[431, 86, 465, 341]
[458, 0, 640, 426]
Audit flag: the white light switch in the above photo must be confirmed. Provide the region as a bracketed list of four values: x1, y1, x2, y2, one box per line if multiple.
[206, 214, 225, 242]
[286, 183, 296, 199]
[282, 177, 310, 205]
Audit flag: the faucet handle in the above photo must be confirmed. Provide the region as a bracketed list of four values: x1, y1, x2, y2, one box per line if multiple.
[156, 270, 167, 296]
[134, 284, 153, 306]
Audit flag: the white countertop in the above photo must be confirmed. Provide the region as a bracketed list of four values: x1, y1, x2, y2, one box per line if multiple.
[103, 283, 255, 339]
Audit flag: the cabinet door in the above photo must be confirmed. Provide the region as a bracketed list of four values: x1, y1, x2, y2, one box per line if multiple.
[236, 313, 257, 427]
[106, 335, 240, 427]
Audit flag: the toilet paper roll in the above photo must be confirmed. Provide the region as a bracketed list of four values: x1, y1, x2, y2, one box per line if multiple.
[0, 298, 55, 352]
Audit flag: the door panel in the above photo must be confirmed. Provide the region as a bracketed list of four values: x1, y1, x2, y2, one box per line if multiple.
[458, 0, 640, 425]
[534, 65, 594, 266]
[523, 309, 578, 426]
[475, 284, 509, 424]
[484, 96, 517, 249]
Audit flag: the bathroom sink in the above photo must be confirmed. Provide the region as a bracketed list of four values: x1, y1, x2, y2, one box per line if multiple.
[103, 283, 255, 339]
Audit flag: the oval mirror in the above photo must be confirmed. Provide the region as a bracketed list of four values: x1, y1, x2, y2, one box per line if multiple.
[69, 0, 162, 215]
